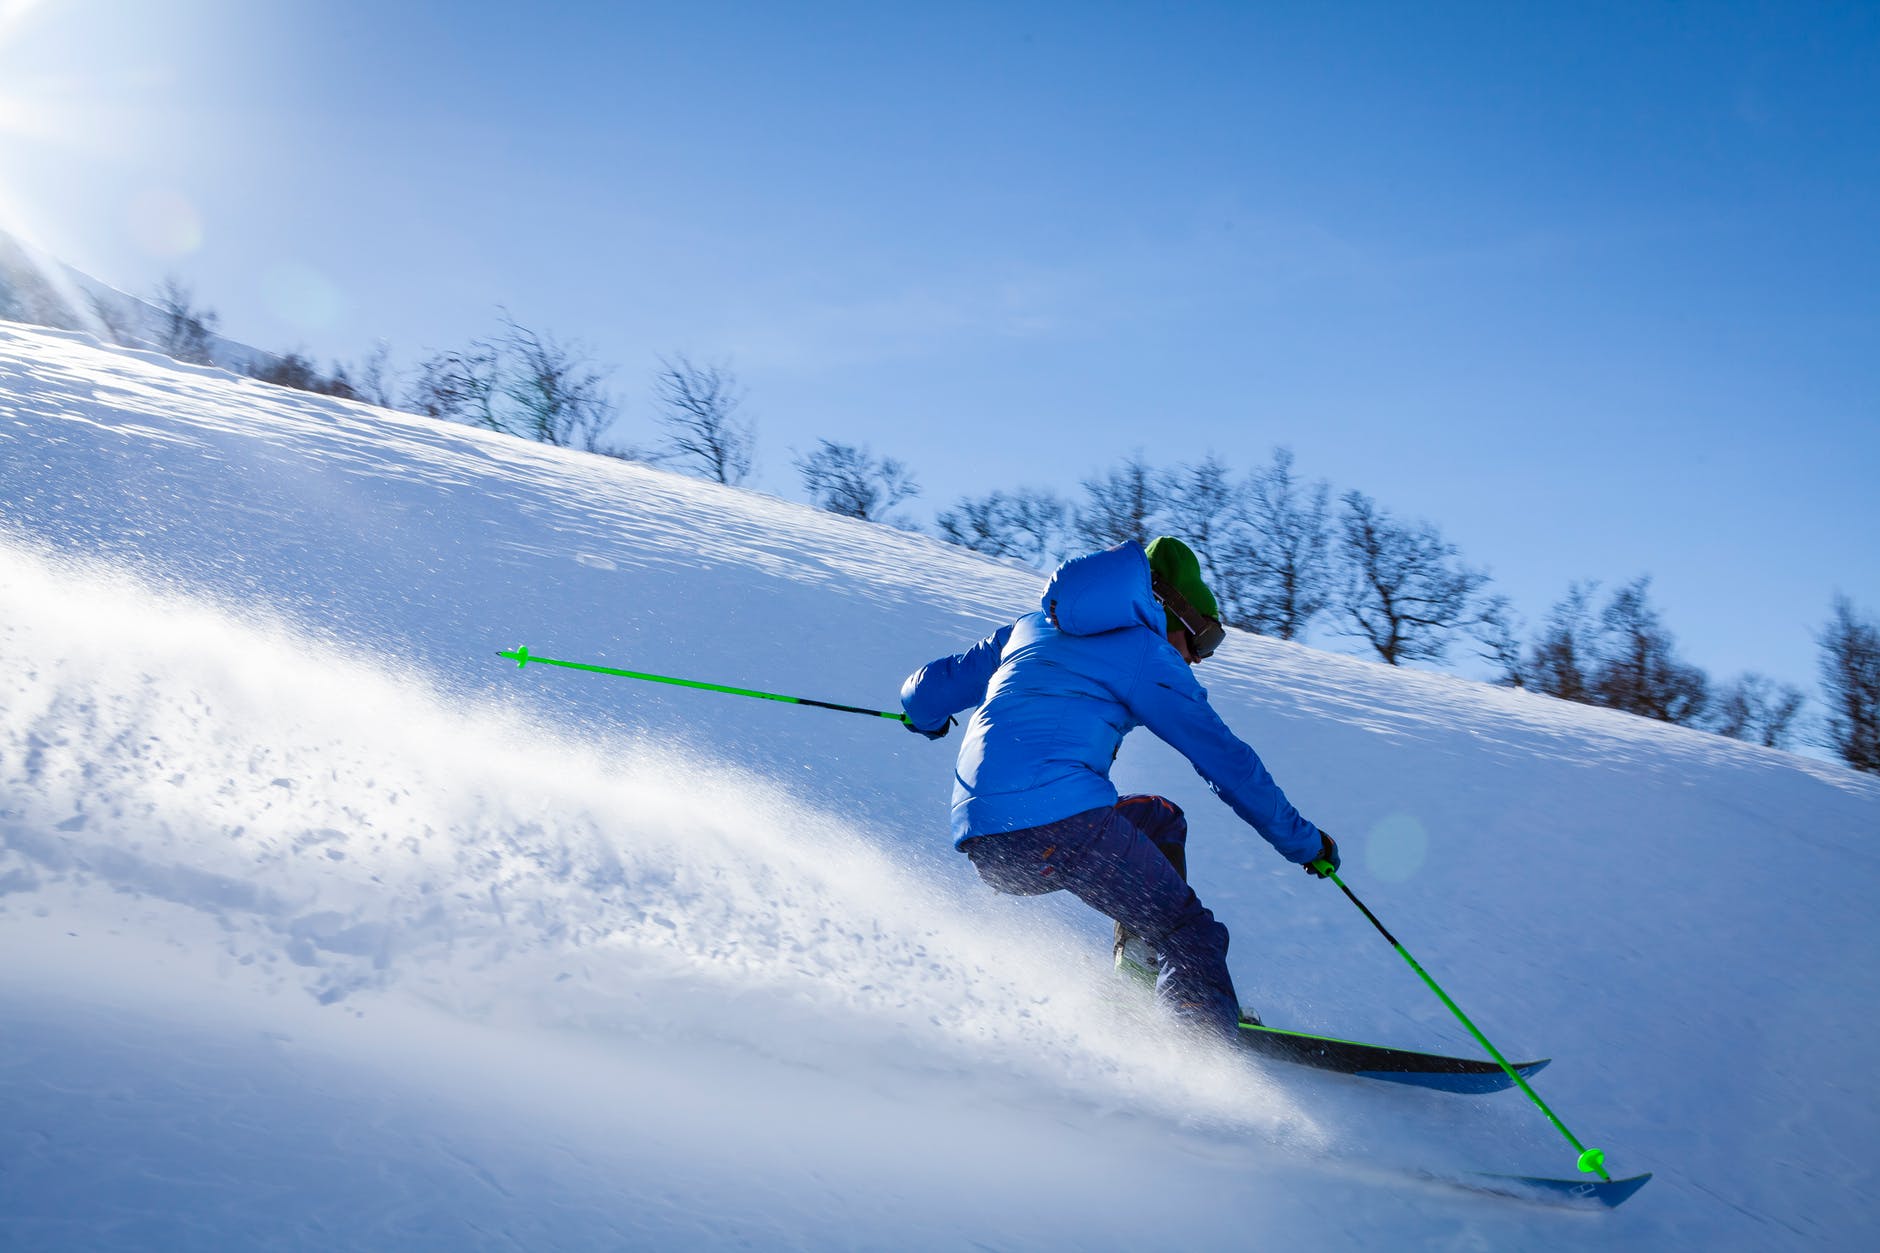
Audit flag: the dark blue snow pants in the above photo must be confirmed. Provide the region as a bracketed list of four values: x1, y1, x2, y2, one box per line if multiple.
[961, 795, 1241, 1041]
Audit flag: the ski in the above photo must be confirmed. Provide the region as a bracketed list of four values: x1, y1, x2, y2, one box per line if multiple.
[1237, 1021, 1550, 1093]
[1452, 1169, 1653, 1209]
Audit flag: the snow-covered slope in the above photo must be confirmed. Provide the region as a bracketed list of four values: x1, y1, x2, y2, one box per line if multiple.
[2, 322, 1876, 1250]
[1, 233, 274, 373]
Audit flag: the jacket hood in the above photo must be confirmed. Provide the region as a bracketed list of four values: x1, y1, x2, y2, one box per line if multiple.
[1040, 542, 1165, 638]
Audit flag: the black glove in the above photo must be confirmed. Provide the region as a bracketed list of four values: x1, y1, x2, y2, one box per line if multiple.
[1304, 830, 1340, 878]
[905, 715, 954, 741]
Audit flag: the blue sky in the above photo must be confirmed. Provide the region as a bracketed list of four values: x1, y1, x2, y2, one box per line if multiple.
[2, 0, 1875, 698]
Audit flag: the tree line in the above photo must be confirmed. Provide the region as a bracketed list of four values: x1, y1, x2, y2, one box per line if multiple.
[931, 447, 1876, 768]
[11, 267, 1874, 774]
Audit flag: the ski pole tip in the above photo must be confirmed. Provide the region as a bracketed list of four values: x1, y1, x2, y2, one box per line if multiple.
[499, 645, 530, 669]
[1577, 1147, 1610, 1180]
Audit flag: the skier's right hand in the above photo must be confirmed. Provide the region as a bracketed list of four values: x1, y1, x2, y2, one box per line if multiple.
[905, 715, 954, 741]
[1304, 830, 1340, 877]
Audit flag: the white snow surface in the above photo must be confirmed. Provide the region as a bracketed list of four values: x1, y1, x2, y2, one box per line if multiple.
[1, 322, 1877, 1250]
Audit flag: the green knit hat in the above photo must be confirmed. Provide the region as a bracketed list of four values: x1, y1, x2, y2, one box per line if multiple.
[1145, 536, 1219, 632]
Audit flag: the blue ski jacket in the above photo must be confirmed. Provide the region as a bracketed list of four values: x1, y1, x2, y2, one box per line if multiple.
[901, 541, 1322, 861]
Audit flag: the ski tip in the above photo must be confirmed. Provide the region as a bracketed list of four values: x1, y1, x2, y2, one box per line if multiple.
[1468, 1170, 1653, 1209]
[1353, 1065, 1545, 1094]
[1351, 1058, 1549, 1094]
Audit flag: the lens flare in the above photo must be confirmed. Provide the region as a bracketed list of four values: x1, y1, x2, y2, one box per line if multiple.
[127, 186, 204, 258]
[0, 0, 50, 46]
[261, 261, 346, 330]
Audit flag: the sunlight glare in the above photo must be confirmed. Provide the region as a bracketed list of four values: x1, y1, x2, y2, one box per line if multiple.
[0, 0, 51, 47]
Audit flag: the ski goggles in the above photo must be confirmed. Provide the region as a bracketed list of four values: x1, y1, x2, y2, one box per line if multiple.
[1151, 573, 1226, 660]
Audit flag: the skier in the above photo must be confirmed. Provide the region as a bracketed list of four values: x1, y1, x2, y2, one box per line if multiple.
[900, 536, 1338, 1043]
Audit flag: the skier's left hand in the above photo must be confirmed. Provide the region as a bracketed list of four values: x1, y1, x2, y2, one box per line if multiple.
[1304, 830, 1340, 877]
[905, 715, 954, 741]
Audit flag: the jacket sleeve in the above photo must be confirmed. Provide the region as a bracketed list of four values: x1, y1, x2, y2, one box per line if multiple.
[1124, 641, 1323, 863]
[900, 624, 1015, 732]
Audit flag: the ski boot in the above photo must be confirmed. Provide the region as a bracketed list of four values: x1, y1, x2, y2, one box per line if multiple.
[1113, 924, 1158, 991]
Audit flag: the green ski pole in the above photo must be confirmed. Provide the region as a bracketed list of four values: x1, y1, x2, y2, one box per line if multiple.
[498, 645, 912, 724]
[1309, 858, 1613, 1182]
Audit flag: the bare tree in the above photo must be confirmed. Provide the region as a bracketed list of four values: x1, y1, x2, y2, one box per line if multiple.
[1164, 456, 1238, 585]
[404, 317, 615, 450]
[152, 276, 218, 365]
[406, 344, 499, 426]
[1818, 597, 1880, 773]
[1711, 673, 1805, 748]
[1588, 577, 1709, 726]
[1474, 593, 1525, 686]
[86, 290, 140, 346]
[320, 362, 359, 401]
[1075, 453, 1170, 550]
[795, 440, 920, 521]
[936, 488, 1069, 568]
[356, 341, 397, 409]
[937, 494, 1007, 554]
[1523, 582, 1601, 701]
[1334, 490, 1490, 665]
[249, 351, 324, 392]
[498, 315, 616, 451]
[650, 354, 755, 485]
[247, 350, 360, 399]
[997, 489, 1072, 568]
[1219, 447, 1332, 640]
